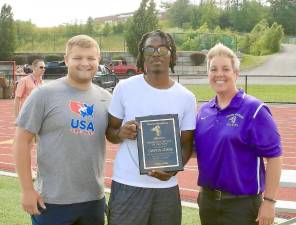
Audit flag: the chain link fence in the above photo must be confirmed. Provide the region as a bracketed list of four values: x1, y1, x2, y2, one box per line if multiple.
[171, 32, 237, 51]
[283, 36, 296, 45]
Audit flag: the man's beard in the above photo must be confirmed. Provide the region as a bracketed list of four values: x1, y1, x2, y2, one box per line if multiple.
[148, 66, 163, 75]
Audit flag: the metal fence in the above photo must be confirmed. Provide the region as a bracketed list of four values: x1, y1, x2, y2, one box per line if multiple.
[105, 74, 296, 104]
[1, 66, 295, 104]
[172, 74, 296, 104]
[284, 36, 296, 45]
[171, 32, 237, 51]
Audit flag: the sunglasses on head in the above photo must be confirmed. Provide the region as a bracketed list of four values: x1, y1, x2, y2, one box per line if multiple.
[142, 46, 170, 57]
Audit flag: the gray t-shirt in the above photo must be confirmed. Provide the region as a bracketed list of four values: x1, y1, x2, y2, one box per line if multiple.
[17, 77, 112, 204]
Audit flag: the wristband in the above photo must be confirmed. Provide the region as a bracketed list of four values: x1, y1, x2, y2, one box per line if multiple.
[263, 197, 276, 203]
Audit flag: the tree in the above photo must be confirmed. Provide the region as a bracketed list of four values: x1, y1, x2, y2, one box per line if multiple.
[14, 20, 35, 49]
[125, 0, 158, 58]
[0, 4, 16, 60]
[228, 0, 270, 32]
[198, 1, 220, 29]
[164, 0, 192, 27]
[85, 17, 95, 35]
[113, 21, 125, 34]
[102, 23, 112, 35]
[219, 10, 232, 29]
[269, 0, 296, 35]
[190, 6, 200, 29]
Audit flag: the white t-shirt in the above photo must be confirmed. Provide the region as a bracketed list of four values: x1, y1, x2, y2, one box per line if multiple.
[109, 74, 197, 188]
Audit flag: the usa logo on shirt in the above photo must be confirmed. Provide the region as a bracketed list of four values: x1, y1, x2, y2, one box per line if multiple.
[69, 100, 95, 135]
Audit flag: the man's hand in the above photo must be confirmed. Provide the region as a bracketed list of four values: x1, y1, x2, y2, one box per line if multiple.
[148, 170, 176, 181]
[256, 200, 275, 225]
[117, 120, 138, 140]
[106, 114, 139, 144]
[21, 189, 46, 215]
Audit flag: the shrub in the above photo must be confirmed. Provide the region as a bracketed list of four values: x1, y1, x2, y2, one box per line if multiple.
[181, 37, 196, 51]
[9, 55, 27, 65]
[112, 55, 126, 61]
[173, 34, 187, 48]
[45, 54, 63, 62]
[247, 20, 283, 56]
[27, 54, 44, 64]
[190, 52, 206, 66]
[238, 35, 251, 53]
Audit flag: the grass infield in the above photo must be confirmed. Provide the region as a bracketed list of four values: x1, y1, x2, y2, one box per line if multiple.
[186, 84, 296, 103]
[0, 176, 201, 225]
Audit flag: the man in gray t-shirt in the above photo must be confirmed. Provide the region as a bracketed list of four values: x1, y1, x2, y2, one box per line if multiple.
[14, 35, 111, 225]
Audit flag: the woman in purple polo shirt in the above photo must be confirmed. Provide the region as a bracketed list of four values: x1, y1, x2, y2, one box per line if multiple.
[195, 43, 282, 225]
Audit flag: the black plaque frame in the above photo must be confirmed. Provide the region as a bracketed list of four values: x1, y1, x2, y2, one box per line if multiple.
[136, 114, 183, 174]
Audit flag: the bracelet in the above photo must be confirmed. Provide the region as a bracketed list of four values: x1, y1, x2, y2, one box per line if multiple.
[263, 196, 276, 203]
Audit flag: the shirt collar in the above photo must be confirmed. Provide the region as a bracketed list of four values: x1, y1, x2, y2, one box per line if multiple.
[31, 74, 43, 85]
[209, 89, 245, 110]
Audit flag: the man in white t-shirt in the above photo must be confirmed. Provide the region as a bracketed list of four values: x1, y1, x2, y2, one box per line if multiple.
[106, 30, 197, 225]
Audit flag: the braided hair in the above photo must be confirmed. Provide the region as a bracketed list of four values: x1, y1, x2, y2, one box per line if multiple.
[137, 30, 177, 74]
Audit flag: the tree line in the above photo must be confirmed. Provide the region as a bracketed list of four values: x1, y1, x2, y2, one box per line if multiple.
[164, 0, 295, 35]
[0, 0, 294, 61]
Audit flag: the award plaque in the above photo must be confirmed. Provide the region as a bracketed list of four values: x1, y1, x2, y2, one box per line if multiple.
[136, 114, 183, 174]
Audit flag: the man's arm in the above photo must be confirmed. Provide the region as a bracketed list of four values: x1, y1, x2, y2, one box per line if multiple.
[105, 113, 138, 144]
[14, 97, 21, 119]
[180, 130, 194, 166]
[14, 127, 45, 215]
[256, 156, 282, 225]
[14, 79, 25, 119]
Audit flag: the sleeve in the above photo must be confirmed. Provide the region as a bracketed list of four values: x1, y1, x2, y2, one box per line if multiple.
[108, 81, 125, 120]
[16, 88, 46, 134]
[249, 105, 282, 158]
[180, 93, 197, 131]
[15, 78, 26, 98]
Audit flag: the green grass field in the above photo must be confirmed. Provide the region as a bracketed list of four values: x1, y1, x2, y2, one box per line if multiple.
[0, 176, 201, 225]
[240, 54, 269, 71]
[16, 35, 126, 53]
[186, 84, 296, 103]
[0, 176, 31, 225]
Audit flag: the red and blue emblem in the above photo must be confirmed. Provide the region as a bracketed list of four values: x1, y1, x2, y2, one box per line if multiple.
[69, 101, 95, 135]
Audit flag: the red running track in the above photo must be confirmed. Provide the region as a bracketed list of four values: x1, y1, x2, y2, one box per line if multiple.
[1, 99, 295, 206]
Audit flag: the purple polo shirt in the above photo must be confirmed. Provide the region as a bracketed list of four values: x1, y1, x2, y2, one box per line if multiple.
[195, 89, 282, 195]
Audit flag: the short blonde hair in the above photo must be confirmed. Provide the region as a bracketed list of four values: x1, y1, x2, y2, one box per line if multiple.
[65, 35, 100, 55]
[207, 43, 240, 71]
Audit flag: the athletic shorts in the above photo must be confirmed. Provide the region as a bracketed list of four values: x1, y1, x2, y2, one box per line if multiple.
[107, 181, 181, 225]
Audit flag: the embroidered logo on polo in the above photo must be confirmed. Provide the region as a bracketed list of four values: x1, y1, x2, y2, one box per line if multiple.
[226, 113, 244, 127]
[69, 100, 95, 135]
